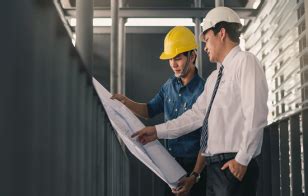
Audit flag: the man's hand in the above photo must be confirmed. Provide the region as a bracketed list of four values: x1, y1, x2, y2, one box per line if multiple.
[110, 94, 127, 104]
[131, 126, 157, 145]
[172, 176, 196, 196]
[221, 159, 247, 181]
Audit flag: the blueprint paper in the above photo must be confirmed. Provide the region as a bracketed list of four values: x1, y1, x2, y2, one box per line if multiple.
[92, 77, 187, 188]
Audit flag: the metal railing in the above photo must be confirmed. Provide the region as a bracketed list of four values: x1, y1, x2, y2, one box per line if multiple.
[257, 109, 307, 196]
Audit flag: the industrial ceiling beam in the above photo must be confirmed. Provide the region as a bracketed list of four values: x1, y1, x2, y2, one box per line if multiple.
[92, 26, 181, 34]
[65, 7, 258, 19]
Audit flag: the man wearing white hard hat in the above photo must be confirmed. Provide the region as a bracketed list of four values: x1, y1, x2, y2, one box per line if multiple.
[132, 6, 268, 196]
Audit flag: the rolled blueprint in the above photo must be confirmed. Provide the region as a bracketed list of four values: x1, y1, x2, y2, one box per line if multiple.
[93, 77, 186, 188]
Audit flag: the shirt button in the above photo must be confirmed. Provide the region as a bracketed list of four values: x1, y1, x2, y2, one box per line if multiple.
[184, 108, 187, 110]
[169, 148, 172, 151]
[168, 98, 171, 102]
[175, 108, 178, 112]
[179, 94, 182, 97]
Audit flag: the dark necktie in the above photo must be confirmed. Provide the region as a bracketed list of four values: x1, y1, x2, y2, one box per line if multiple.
[200, 65, 224, 152]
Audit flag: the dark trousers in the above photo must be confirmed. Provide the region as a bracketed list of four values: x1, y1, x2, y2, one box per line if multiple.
[206, 153, 259, 196]
[165, 157, 207, 196]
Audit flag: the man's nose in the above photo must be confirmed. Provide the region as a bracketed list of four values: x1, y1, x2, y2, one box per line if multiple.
[204, 46, 208, 53]
[170, 59, 177, 67]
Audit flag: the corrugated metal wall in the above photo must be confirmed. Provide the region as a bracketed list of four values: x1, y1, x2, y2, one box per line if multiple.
[125, 33, 171, 125]
[0, 1, 129, 196]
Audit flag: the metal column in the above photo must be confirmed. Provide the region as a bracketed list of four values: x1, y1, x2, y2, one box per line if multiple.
[194, 0, 202, 75]
[118, 17, 127, 95]
[290, 115, 302, 196]
[279, 120, 290, 196]
[302, 1, 308, 192]
[302, 109, 308, 194]
[111, 0, 119, 94]
[305, 0, 308, 60]
[215, 0, 224, 6]
[258, 126, 273, 196]
[270, 123, 280, 196]
[76, 0, 93, 73]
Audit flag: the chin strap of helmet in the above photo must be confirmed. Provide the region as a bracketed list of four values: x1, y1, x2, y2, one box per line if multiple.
[176, 51, 191, 78]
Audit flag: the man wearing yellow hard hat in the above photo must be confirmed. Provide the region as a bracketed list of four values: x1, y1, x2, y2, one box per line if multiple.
[132, 7, 268, 196]
[112, 26, 206, 196]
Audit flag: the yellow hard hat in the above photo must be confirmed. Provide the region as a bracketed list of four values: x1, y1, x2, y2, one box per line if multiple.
[160, 26, 198, 60]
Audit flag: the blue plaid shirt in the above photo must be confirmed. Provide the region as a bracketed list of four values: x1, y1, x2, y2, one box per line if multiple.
[147, 71, 205, 158]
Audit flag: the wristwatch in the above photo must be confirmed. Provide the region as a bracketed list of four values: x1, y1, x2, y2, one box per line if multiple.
[189, 171, 201, 183]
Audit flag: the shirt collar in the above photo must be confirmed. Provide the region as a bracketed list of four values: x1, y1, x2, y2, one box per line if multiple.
[221, 45, 241, 68]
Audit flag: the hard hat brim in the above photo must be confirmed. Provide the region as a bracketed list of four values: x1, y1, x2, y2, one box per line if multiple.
[199, 32, 205, 42]
[159, 52, 175, 60]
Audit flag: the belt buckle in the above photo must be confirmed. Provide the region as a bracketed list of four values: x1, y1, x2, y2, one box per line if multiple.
[218, 154, 225, 162]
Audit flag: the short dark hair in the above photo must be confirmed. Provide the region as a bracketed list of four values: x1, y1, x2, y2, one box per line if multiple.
[210, 21, 241, 43]
[183, 50, 197, 64]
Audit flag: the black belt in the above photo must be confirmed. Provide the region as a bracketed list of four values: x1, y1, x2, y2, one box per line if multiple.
[205, 153, 237, 165]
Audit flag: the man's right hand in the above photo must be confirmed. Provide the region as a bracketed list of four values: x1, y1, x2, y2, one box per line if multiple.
[131, 126, 157, 145]
[110, 94, 127, 104]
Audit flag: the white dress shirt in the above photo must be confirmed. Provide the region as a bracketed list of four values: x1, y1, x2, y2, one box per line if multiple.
[156, 46, 268, 166]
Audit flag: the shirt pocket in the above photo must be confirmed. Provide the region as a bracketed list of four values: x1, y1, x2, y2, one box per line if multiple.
[213, 78, 234, 108]
[164, 96, 177, 120]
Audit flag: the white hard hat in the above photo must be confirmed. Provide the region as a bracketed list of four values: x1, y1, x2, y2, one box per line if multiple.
[201, 7, 242, 39]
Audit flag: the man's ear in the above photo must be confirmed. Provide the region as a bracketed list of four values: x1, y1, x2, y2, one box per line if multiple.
[220, 28, 226, 41]
[190, 51, 196, 64]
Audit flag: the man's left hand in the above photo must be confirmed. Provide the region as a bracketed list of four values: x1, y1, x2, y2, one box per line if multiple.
[172, 176, 195, 196]
[221, 159, 247, 181]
